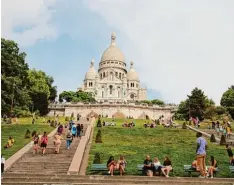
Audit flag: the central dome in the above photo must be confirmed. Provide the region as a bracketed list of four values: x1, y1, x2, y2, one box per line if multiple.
[100, 32, 125, 63]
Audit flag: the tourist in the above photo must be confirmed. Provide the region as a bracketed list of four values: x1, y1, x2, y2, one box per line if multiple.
[54, 132, 62, 154]
[196, 132, 207, 178]
[118, 156, 127, 176]
[71, 123, 77, 139]
[66, 130, 73, 149]
[161, 157, 173, 177]
[227, 126, 231, 139]
[153, 157, 162, 175]
[1, 155, 5, 179]
[32, 118, 35, 124]
[76, 124, 81, 138]
[212, 121, 215, 129]
[143, 155, 153, 176]
[57, 124, 63, 135]
[4, 136, 15, 149]
[81, 124, 84, 133]
[207, 156, 218, 178]
[191, 158, 197, 169]
[107, 156, 117, 176]
[32, 133, 39, 155]
[40, 132, 48, 155]
[226, 145, 234, 165]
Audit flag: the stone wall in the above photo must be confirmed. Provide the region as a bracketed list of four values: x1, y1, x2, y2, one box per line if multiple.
[48, 104, 173, 120]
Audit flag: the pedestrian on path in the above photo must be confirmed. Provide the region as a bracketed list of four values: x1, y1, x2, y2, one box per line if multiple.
[71, 123, 77, 139]
[54, 132, 62, 154]
[33, 133, 39, 155]
[66, 130, 73, 149]
[40, 132, 48, 155]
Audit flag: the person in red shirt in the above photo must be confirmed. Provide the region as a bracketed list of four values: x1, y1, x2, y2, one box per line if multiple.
[40, 132, 48, 155]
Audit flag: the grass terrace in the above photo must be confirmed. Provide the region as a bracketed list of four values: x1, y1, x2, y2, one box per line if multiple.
[87, 118, 232, 177]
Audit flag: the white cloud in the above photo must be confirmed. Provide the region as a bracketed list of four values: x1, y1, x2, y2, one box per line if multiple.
[1, 0, 58, 46]
[86, 0, 234, 104]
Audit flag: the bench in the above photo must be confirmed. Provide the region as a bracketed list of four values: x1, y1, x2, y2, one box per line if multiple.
[184, 165, 220, 177]
[137, 164, 172, 176]
[90, 164, 125, 175]
[229, 166, 234, 175]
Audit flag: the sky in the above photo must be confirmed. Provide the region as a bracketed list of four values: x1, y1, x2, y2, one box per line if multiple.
[1, 0, 234, 104]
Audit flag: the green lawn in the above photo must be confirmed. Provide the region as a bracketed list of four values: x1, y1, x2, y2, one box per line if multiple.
[1, 124, 54, 159]
[87, 118, 232, 177]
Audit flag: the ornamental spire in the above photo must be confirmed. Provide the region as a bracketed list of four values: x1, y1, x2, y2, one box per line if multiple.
[111, 32, 116, 44]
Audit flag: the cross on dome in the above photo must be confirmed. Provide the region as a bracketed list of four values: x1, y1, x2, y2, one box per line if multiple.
[111, 32, 116, 44]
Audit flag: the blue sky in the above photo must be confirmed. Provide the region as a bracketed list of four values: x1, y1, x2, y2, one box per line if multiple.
[2, 0, 234, 104]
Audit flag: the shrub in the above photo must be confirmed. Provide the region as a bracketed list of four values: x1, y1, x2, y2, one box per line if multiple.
[93, 153, 102, 164]
[156, 119, 160, 125]
[25, 129, 31, 138]
[95, 130, 102, 143]
[65, 117, 69, 121]
[97, 118, 102, 127]
[182, 122, 187, 129]
[210, 134, 216, 142]
[220, 134, 226, 145]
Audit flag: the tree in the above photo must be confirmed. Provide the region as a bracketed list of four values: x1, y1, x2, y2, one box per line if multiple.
[59, 90, 95, 103]
[1, 38, 31, 116]
[187, 87, 207, 120]
[151, 99, 165, 106]
[221, 86, 234, 119]
[175, 100, 189, 120]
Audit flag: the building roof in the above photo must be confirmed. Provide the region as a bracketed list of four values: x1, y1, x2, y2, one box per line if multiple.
[127, 61, 139, 81]
[100, 32, 125, 63]
[85, 59, 97, 80]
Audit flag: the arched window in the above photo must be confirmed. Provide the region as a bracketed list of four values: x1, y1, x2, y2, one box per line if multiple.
[102, 91, 104, 98]
[100, 74, 102, 79]
[103, 72, 105, 78]
[119, 73, 121, 79]
[115, 72, 118, 77]
[109, 85, 113, 95]
[110, 72, 113, 80]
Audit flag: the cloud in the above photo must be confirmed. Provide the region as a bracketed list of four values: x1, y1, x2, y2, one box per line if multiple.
[85, 0, 234, 104]
[1, 0, 58, 46]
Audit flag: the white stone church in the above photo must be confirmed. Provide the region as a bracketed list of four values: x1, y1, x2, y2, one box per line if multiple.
[78, 33, 147, 103]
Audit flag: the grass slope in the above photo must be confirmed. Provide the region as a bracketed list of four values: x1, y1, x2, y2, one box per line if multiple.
[87, 118, 231, 177]
[1, 124, 54, 159]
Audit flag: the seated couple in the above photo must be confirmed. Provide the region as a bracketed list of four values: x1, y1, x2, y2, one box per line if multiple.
[143, 155, 173, 177]
[192, 156, 218, 178]
[107, 156, 127, 176]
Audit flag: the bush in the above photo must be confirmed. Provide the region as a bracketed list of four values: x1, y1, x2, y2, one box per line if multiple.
[31, 130, 37, 137]
[97, 118, 102, 127]
[220, 134, 226, 145]
[65, 117, 69, 121]
[210, 134, 216, 142]
[95, 130, 102, 143]
[93, 153, 102, 164]
[25, 129, 31, 138]
[182, 122, 187, 129]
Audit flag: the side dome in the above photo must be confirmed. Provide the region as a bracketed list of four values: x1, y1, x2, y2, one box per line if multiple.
[85, 59, 97, 79]
[100, 32, 125, 62]
[127, 61, 139, 81]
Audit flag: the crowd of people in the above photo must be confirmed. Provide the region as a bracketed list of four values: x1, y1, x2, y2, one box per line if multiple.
[210, 121, 232, 138]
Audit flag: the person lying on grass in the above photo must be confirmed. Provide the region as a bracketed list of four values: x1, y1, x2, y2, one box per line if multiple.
[4, 136, 15, 149]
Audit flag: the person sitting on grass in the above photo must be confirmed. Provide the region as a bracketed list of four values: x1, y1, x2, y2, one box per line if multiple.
[117, 156, 127, 176]
[4, 136, 15, 149]
[143, 155, 153, 176]
[207, 156, 218, 178]
[107, 156, 117, 176]
[161, 156, 173, 177]
[153, 157, 162, 175]
[32, 133, 39, 155]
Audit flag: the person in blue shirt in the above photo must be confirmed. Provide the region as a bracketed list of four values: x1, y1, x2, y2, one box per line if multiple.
[71, 123, 77, 138]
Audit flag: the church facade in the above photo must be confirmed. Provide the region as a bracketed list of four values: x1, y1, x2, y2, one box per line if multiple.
[78, 33, 147, 103]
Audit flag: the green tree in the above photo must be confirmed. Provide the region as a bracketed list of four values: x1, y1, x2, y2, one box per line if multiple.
[187, 87, 207, 120]
[59, 90, 95, 103]
[151, 99, 165, 106]
[1, 38, 31, 116]
[220, 86, 234, 119]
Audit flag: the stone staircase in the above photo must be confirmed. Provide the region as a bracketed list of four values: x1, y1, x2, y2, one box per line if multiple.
[2, 122, 88, 177]
[1, 174, 234, 185]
